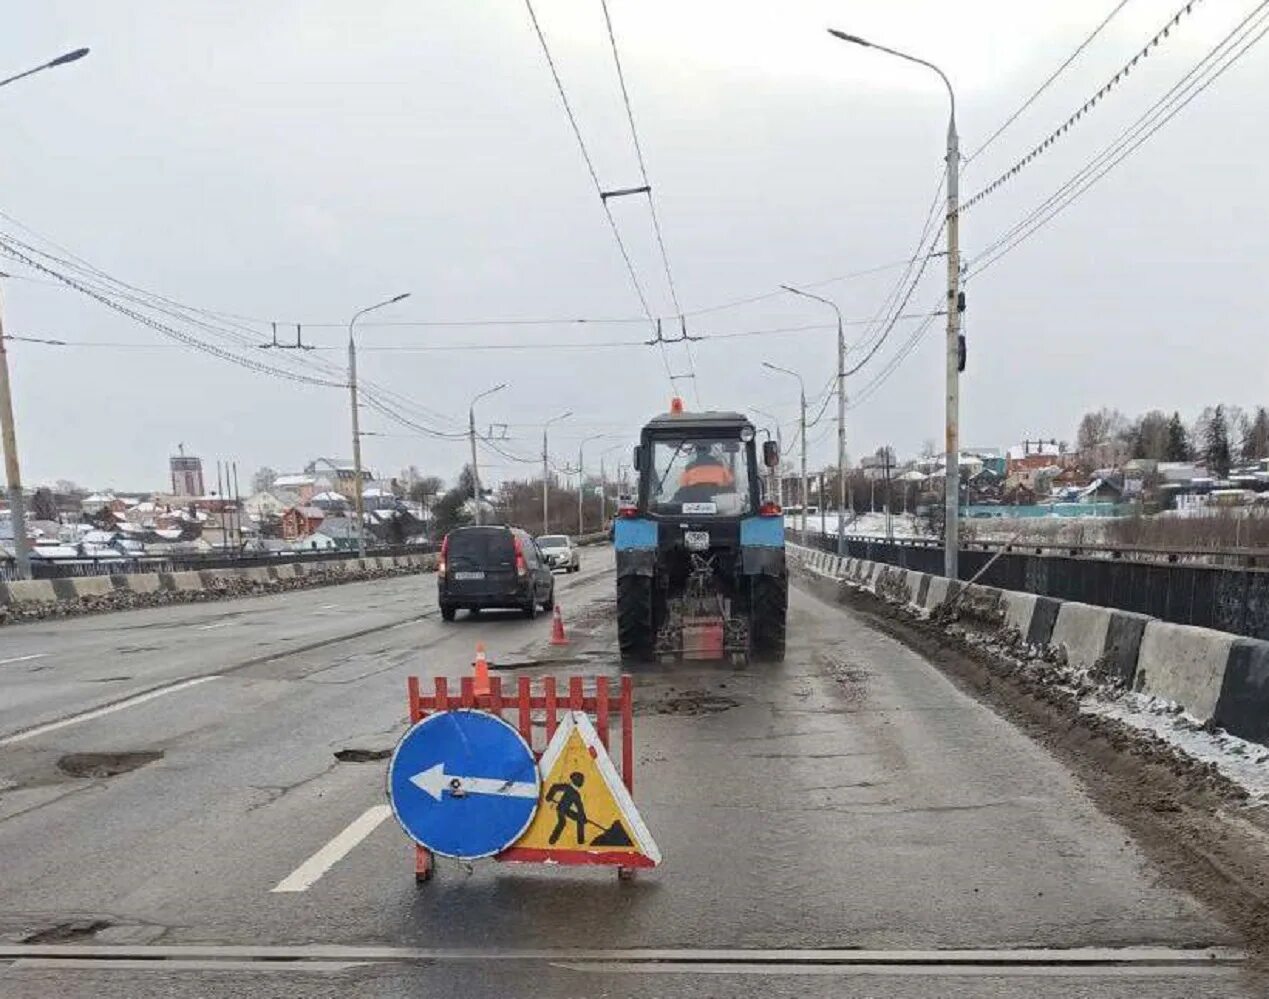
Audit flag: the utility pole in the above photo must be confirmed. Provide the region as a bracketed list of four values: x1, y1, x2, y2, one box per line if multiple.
[0, 283, 30, 578]
[762, 363, 807, 543]
[828, 29, 960, 579]
[468, 383, 507, 527]
[348, 293, 409, 557]
[577, 433, 604, 536]
[944, 110, 962, 580]
[469, 410, 481, 526]
[782, 286, 846, 554]
[819, 471, 827, 537]
[542, 411, 571, 534]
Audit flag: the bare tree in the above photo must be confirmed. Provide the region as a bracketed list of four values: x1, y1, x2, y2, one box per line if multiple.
[252, 466, 278, 492]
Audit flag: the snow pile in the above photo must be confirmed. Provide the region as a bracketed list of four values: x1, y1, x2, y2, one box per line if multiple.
[953, 628, 1269, 806]
[786, 511, 931, 539]
[1082, 693, 1269, 805]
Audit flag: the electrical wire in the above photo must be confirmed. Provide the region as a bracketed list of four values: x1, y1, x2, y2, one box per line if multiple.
[964, 0, 1206, 211]
[970, 0, 1269, 277]
[0, 238, 343, 388]
[599, 0, 700, 403]
[966, 0, 1136, 163]
[522, 0, 675, 389]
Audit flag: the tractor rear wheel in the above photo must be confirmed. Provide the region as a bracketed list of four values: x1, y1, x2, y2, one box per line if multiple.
[617, 574, 655, 661]
[750, 574, 787, 661]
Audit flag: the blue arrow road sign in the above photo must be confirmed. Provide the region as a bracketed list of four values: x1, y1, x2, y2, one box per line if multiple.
[387, 709, 540, 860]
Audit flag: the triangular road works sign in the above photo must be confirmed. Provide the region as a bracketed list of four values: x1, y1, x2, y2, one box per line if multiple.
[500, 711, 660, 867]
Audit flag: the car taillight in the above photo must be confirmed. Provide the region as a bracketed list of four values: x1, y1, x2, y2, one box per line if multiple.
[759, 501, 782, 517]
[618, 504, 639, 519]
[438, 536, 448, 575]
[513, 535, 528, 576]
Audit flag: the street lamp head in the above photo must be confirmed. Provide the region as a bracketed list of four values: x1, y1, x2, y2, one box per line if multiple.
[49, 47, 90, 67]
[827, 29, 870, 47]
[387, 292, 410, 305]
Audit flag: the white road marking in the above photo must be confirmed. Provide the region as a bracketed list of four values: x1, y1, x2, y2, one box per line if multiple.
[271, 805, 392, 893]
[196, 622, 234, 631]
[0, 653, 48, 667]
[0, 676, 220, 747]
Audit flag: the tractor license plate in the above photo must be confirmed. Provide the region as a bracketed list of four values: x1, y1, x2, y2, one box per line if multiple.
[454, 571, 485, 580]
[684, 531, 710, 552]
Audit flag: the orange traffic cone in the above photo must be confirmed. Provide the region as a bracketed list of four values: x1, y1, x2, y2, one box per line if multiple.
[550, 604, 569, 646]
[473, 642, 491, 696]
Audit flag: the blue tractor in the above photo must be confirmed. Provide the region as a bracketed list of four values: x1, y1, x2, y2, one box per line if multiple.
[614, 404, 787, 662]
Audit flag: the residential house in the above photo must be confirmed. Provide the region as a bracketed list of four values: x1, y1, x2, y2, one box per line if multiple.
[273, 473, 320, 504]
[243, 489, 299, 522]
[1005, 439, 1064, 482]
[280, 505, 325, 541]
[306, 516, 356, 550]
[305, 458, 371, 502]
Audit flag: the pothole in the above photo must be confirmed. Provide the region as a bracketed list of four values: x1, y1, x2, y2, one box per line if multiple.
[21, 919, 112, 943]
[57, 751, 163, 778]
[334, 748, 391, 763]
[645, 689, 740, 716]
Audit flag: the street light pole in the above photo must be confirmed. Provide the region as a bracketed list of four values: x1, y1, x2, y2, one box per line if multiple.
[541, 411, 571, 533]
[782, 284, 847, 554]
[0, 47, 89, 90]
[828, 28, 961, 580]
[348, 292, 409, 558]
[468, 383, 508, 526]
[763, 362, 807, 544]
[0, 48, 91, 580]
[0, 281, 30, 578]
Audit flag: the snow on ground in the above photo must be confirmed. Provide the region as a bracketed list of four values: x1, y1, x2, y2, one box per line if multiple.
[954, 628, 1269, 806]
[786, 511, 931, 539]
[1081, 693, 1269, 805]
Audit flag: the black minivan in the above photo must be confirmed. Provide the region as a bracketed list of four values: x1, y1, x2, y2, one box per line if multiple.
[437, 526, 555, 621]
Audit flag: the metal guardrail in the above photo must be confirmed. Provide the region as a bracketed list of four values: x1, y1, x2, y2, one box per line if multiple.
[801, 530, 1269, 570]
[799, 529, 1269, 640]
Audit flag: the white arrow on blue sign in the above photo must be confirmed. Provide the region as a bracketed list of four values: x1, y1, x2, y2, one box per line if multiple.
[387, 709, 540, 860]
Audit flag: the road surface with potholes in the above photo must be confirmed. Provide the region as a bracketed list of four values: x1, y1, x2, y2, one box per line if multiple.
[0, 546, 1262, 997]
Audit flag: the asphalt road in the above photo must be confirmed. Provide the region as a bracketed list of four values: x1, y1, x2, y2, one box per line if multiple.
[0, 547, 1261, 997]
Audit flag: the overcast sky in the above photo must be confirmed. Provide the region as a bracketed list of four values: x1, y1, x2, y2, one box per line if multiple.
[2, 0, 1267, 492]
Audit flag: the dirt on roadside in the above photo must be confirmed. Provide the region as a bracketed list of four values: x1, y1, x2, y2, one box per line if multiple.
[798, 570, 1269, 963]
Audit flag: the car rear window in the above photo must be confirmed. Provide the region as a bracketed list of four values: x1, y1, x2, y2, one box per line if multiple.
[446, 528, 515, 566]
[538, 536, 568, 548]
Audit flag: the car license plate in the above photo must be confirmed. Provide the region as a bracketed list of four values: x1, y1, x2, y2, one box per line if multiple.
[454, 571, 485, 580]
[684, 531, 710, 552]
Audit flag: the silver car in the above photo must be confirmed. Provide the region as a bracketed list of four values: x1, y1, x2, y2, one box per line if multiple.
[536, 534, 580, 573]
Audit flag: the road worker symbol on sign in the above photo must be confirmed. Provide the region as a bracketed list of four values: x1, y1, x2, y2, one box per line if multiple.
[546, 772, 588, 845]
[500, 711, 661, 868]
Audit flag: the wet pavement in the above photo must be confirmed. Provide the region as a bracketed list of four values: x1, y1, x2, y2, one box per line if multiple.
[0, 547, 1262, 996]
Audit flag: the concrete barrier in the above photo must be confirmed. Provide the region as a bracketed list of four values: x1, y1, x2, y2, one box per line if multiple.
[1220, 640, 1269, 744]
[165, 571, 206, 593]
[1135, 621, 1238, 725]
[123, 573, 162, 594]
[922, 575, 956, 612]
[0, 579, 58, 605]
[271, 564, 296, 581]
[1050, 602, 1114, 672]
[71, 576, 115, 598]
